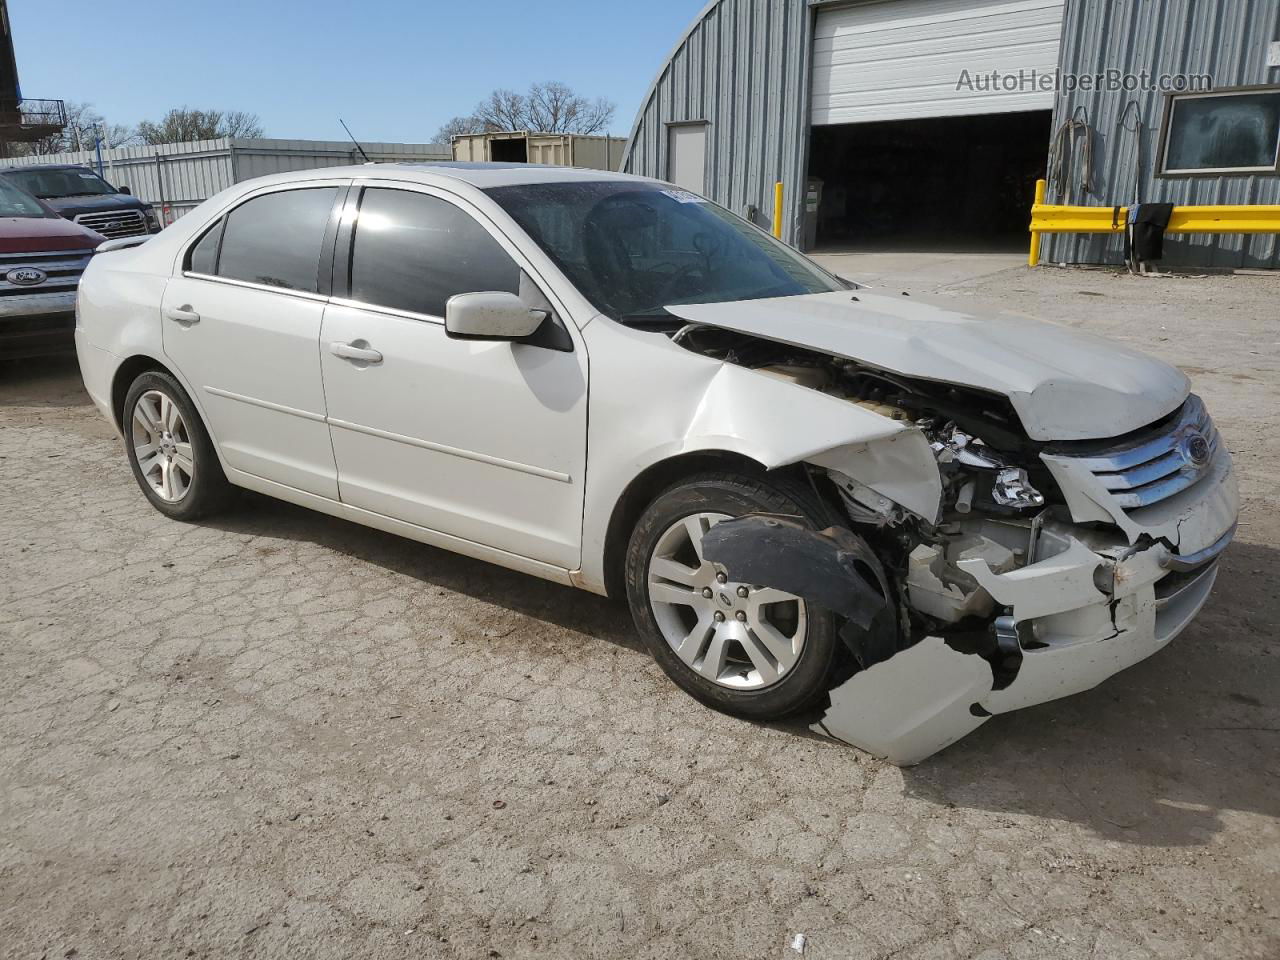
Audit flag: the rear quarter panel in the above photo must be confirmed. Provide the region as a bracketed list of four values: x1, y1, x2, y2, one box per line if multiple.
[77, 247, 170, 360]
[75, 245, 172, 428]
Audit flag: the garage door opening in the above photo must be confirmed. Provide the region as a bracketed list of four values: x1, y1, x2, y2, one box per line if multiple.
[806, 110, 1051, 252]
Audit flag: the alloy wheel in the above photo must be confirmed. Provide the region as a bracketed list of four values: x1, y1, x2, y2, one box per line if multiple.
[646, 511, 808, 690]
[131, 390, 195, 503]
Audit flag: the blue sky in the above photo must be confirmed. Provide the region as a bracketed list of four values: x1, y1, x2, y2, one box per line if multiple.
[11, 0, 700, 143]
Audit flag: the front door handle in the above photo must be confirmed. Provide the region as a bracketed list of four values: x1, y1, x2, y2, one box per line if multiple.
[165, 305, 200, 325]
[329, 341, 383, 364]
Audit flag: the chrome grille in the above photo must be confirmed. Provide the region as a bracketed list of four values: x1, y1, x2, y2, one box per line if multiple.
[0, 249, 93, 295]
[1055, 396, 1219, 510]
[73, 208, 147, 238]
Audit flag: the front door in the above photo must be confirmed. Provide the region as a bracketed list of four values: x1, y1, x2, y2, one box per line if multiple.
[162, 183, 346, 498]
[319, 184, 587, 570]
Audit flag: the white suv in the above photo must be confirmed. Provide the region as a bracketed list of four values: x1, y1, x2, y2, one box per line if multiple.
[75, 164, 1238, 763]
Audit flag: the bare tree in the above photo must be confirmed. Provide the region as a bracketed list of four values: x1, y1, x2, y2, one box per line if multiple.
[526, 81, 615, 135]
[471, 89, 529, 133]
[447, 82, 617, 137]
[434, 114, 486, 144]
[221, 110, 266, 139]
[136, 107, 265, 145]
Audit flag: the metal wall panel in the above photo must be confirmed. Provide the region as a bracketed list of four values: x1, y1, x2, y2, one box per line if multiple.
[1044, 0, 1280, 268]
[621, 0, 816, 243]
[2, 138, 449, 222]
[812, 0, 1065, 124]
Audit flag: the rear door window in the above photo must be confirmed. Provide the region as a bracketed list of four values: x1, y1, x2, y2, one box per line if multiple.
[216, 187, 338, 293]
[187, 219, 223, 275]
[348, 187, 520, 318]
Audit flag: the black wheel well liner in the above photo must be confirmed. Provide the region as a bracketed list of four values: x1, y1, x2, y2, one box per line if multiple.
[601, 450, 843, 601]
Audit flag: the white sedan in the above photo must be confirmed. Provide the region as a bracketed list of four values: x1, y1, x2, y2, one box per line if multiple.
[75, 164, 1238, 763]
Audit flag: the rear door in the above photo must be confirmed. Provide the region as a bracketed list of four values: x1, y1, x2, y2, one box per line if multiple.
[162, 182, 348, 498]
[318, 182, 588, 569]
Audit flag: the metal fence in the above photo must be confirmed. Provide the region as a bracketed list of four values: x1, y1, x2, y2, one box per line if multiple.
[0, 137, 451, 223]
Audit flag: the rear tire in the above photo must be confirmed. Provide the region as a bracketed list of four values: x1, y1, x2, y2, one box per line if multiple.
[123, 370, 230, 521]
[624, 471, 843, 720]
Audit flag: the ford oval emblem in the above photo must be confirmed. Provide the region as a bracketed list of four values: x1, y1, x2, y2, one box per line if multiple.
[6, 267, 47, 286]
[1182, 431, 1211, 468]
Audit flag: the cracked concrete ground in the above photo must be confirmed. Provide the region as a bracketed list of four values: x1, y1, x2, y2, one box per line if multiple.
[2, 262, 1278, 960]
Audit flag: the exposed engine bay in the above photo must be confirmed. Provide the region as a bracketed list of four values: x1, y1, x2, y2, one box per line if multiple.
[667, 322, 1238, 763]
[674, 323, 1051, 508]
[672, 324, 1058, 631]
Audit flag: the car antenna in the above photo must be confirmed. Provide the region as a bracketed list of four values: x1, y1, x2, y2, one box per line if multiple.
[339, 119, 372, 163]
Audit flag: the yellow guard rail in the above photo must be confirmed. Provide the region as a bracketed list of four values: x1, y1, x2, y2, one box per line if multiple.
[1027, 178, 1280, 267]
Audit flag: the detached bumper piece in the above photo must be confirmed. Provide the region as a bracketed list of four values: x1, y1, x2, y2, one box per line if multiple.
[702, 511, 1234, 765]
[813, 521, 1234, 765]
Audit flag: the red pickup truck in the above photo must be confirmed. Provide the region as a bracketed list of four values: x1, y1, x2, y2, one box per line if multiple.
[0, 177, 104, 359]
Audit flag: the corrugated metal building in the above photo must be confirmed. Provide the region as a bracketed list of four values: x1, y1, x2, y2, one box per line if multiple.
[1044, 0, 1280, 268]
[1, 137, 450, 222]
[623, 0, 1280, 268]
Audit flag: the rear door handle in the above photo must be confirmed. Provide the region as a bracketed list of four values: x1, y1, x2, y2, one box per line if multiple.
[329, 341, 383, 364]
[165, 305, 200, 324]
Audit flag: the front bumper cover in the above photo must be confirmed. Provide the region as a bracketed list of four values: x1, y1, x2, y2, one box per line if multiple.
[0, 289, 78, 319]
[0, 290, 78, 357]
[813, 513, 1234, 765]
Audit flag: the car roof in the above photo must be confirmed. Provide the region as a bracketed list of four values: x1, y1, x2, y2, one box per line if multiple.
[239, 161, 660, 192]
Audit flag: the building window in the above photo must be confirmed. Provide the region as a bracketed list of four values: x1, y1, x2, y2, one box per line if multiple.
[1159, 88, 1280, 175]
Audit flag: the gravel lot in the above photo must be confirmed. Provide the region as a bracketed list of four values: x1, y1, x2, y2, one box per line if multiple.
[2, 261, 1278, 960]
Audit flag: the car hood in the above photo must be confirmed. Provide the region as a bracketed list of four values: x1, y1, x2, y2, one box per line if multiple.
[0, 216, 103, 253]
[665, 291, 1189, 442]
[41, 194, 144, 215]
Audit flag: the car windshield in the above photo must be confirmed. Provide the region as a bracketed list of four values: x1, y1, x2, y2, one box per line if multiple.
[485, 180, 848, 324]
[0, 178, 52, 218]
[4, 168, 118, 199]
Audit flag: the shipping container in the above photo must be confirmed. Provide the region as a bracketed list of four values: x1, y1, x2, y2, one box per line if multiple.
[451, 131, 627, 171]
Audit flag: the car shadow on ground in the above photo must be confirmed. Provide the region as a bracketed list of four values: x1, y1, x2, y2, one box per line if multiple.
[205, 488, 646, 653]
[0, 356, 86, 405]
[206, 490, 1279, 850]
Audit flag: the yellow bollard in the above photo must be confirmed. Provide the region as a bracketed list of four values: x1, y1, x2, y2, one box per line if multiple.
[773, 181, 784, 239]
[1028, 178, 1046, 267]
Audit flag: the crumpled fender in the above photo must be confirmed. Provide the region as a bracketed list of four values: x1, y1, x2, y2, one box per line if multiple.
[675, 362, 909, 469]
[672, 364, 943, 523]
[576, 323, 939, 595]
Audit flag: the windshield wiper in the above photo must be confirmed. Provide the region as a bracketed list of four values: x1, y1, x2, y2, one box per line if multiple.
[619, 313, 680, 328]
[735, 283, 801, 301]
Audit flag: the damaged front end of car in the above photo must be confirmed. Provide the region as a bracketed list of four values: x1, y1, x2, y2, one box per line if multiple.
[668, 323, 1239, 764]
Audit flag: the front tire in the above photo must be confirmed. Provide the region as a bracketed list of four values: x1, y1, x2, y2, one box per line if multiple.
[624, 471, 843, 720]
[123, 370, 229, 521]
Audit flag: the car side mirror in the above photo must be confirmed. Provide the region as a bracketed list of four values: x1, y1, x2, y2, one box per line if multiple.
[117, 185, 132, 195]
[445, 292, 547, 342]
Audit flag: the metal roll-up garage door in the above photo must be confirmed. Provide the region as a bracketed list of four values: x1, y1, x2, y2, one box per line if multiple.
[811, 0, 1066, 125]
